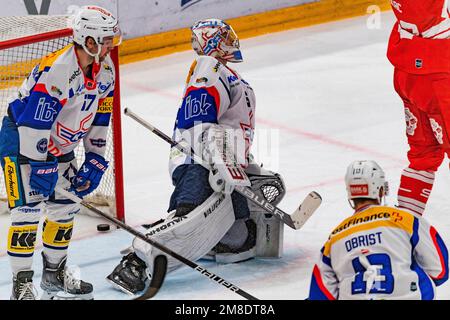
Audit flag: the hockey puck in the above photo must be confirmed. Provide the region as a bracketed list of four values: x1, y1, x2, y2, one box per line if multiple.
[97, 224, 110, 232]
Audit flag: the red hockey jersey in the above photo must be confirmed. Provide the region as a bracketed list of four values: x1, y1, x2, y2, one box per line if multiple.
[387, 0, 450, 74]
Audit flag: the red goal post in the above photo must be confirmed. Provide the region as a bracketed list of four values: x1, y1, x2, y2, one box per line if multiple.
[0, 15, 125, 221]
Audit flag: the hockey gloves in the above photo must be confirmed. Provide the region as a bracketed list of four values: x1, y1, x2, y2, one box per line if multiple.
[71, 152, 109, 197]
[29, 157, 59, 197]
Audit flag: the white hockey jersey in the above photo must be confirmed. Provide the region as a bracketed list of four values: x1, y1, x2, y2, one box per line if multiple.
[308, 205, 449, 300]
[8, 44, 115, 161]
[169, 55, 256, 176]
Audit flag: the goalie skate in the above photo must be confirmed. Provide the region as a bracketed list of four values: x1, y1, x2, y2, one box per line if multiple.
[106, 252, 148, 295]
[213, 219, 257, 264]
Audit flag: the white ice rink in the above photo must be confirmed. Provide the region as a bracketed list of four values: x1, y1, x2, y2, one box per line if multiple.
[1, 11, 450, 300]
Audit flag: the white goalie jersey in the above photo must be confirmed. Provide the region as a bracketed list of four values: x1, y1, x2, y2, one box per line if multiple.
[169, 55, 256, 176]
[308, 205, 449, 300]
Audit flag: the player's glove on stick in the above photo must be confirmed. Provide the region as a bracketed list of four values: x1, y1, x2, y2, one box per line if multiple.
[29, 157, 58, 197]
[71, 152, 108, 197]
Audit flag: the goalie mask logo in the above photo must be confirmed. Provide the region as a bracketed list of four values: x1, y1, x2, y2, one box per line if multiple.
[429, 118, 443, 144]
[405, 108, 417, 136]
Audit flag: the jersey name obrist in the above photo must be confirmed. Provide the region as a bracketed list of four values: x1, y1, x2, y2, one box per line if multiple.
[309, 205, 448, 300]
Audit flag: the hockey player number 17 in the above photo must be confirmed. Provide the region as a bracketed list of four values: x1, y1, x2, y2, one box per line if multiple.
[81, 94, 96, 111]
[351, 253, 394, 295]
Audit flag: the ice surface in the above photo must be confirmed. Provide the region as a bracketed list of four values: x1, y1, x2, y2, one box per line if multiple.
[1, 11, 449, 300]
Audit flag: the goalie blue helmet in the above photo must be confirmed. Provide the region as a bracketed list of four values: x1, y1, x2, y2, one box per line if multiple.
[191, 18, 243, 63]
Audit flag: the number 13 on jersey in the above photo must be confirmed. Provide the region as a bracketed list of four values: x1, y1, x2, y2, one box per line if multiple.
[351, 253, 394, 295]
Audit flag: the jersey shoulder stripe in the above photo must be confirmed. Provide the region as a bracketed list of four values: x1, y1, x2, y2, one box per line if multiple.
[38, 44, 72, 73]
[429, 226, 449, 285]
[185, 60, 197, 84]
[324, 206, 416, 255]
[309, 265, 336, 300]
[188, 56, 229, 88]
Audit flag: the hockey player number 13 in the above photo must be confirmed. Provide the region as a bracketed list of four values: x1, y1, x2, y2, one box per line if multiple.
[351, 253, 394, 295]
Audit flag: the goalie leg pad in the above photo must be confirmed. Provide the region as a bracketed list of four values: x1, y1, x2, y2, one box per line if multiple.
[133, 192, 235, 275]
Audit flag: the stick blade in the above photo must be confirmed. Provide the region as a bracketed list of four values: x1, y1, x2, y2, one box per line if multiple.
[134, 255, 167, 300]
[291, 191, 322, 230]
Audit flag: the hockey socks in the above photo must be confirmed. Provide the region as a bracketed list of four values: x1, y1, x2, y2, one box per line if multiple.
[397, 168, 435, 215]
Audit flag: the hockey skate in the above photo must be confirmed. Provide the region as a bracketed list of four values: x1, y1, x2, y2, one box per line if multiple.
[11, 270, 38, 300]
[106, 252, 149, 295]
[213, 219, 257, 264]
[40, 253, 93, 300]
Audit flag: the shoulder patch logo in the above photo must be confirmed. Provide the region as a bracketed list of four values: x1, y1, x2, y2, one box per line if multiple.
[213, 61, 221, 72]
[195, 77, 208, 83]
[51, 85, 62, 96]
[36, 138, 48, 154]
[90, 138, 107, 148]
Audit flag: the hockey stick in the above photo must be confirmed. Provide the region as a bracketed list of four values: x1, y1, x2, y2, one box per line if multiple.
[55, 186, 258, 300]
[133, 255, 167, 300]
[123, 107, 322, 230]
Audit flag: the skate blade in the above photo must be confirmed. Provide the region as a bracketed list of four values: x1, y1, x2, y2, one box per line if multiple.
[215, 247, 256, 264]
[41, 290, 93, 300]
[106, 275, 136, 296]
[199, 251, 216, 262]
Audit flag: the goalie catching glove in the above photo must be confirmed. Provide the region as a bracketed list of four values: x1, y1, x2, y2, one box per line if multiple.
[199, 125, 250, 194]
[70, 152, 108, 197]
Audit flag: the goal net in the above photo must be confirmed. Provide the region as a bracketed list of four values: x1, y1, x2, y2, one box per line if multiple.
[0, 15, 125, 221]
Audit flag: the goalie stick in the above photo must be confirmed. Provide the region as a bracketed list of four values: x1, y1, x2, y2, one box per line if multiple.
[123, 107, 322, 230]
[55, 186, 258, 300]
[133, 255, 167, 300]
